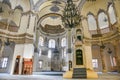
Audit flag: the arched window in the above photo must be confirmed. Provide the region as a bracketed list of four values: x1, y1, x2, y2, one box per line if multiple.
[38, 49, 42, 56]
[39, 60, 43, 69]
[63, 48, 66, 57]
[61, 38, 66, 47]
[1, 57, 8, 68]
[88, 14, 97, 30]
[62, 48, 66, 58]
[98, 12, 109, 29]
[49, 39, 55, 48]
[48, 50, 52, 58]
[108, 4, 117, 24]
[38, 36, 44, 46]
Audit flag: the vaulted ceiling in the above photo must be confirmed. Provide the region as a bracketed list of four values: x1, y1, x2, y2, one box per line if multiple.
[0, 0, 119, 37]
[0, 0, 85, 34]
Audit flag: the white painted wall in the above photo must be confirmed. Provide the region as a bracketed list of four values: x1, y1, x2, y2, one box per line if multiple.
[23, 44, 34, 58]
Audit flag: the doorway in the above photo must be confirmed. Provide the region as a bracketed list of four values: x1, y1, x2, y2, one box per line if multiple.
[13, 55, 20, 74]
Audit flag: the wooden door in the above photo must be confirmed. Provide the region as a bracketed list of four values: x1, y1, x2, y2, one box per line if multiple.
[13, 55, 20, 74]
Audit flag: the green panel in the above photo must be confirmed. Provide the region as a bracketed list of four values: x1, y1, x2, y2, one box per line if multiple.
[76, 49, 83, 65]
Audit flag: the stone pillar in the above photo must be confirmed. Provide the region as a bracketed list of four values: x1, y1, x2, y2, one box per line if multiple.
[67, 29, 72, 71]
[100, 48, 106, 72]
[67, 29, 72, 53]
[10, 44, 24, 74]
[112, 40, 120, 72]
[84, 43, 93, 70]
[33, 52, 38, 72]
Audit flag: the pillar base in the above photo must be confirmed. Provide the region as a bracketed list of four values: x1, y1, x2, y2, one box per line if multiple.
[63, 69, 98, 79]
[102, 70, 107, 73]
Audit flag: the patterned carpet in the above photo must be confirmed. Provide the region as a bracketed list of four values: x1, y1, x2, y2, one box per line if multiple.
[0, 73, 120, 80]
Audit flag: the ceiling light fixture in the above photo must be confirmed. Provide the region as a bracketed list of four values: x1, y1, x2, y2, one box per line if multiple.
[62, 0, 81, 28]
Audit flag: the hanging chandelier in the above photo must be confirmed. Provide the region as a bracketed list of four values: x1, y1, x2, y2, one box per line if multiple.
[62, 0, 81, 28]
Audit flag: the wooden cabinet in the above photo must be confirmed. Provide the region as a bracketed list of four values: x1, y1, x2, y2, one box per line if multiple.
[22, 58, 33, 75]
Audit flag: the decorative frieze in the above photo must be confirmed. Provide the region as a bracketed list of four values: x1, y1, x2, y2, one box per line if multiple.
[84, 31, 120, 45]
[0, 31, 33, 44]
[41, 24, 65, 34]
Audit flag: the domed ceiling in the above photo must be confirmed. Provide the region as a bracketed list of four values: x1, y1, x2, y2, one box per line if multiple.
[0, 0, 120, 44]
[40, 14, 65, 34]
[35, 0, 84, 35]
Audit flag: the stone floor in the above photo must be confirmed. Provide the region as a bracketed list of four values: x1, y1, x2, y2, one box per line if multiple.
[0, 73, 120, 80]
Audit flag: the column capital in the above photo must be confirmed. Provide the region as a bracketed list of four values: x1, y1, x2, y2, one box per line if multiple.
[84, 41, 92, 46]
[21, 10, 37, 16]
[111, 39, 119, 46]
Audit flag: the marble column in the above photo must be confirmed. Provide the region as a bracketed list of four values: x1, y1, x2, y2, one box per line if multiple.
[100, 48, 107, 72]
[67, 29, 73, 71]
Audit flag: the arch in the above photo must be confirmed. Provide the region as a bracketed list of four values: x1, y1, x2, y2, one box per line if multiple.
[76, 29, 81, 34]
[2, 0, 11, 8]
[37, 13, 62, 25]
[14, 5, 23, 11]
